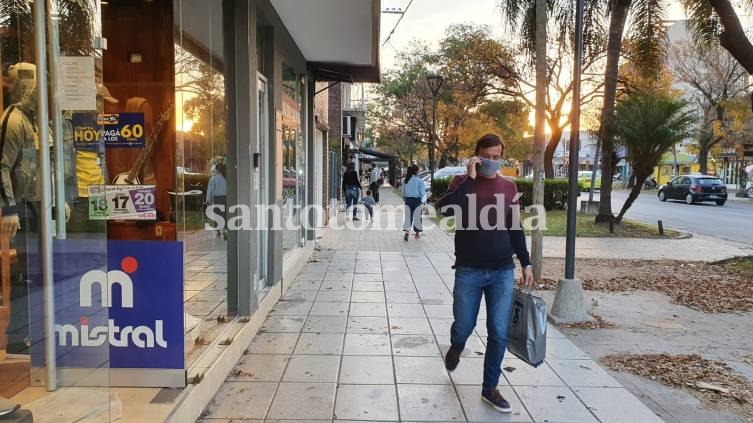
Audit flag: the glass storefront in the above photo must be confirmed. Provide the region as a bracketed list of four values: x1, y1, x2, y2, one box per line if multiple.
[0, 0, 111, 409]
[281, 64, 303, 252]
[174, 0, 234, 367]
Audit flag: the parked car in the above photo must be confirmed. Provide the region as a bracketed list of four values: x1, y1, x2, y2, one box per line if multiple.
[422, 166, 467, 193]
[658, 175, 727, 205]
[577, 170, 601, 191]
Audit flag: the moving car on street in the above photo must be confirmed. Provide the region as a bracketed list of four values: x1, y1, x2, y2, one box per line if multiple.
[658, 175, 727, 206]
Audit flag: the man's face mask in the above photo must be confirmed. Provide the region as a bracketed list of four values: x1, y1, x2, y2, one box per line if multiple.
[478, 157, 500, 178]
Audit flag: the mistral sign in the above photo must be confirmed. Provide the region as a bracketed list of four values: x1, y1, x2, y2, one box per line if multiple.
[31, 240, 184, 386]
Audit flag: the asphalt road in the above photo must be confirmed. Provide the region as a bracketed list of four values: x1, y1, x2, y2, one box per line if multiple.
[580, 189, 753, 245]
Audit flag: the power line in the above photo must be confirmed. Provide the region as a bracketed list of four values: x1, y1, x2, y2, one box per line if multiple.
[382, 0, 415, 47]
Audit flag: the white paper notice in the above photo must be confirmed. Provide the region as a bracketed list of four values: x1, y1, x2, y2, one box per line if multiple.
[59, 56, 96, 111]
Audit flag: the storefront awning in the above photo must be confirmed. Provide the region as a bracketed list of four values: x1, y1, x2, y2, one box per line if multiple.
[270, 0, 381, 82]
[359, 147, 396, 160]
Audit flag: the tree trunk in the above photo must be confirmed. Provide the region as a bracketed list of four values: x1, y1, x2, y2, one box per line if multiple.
[709, 0, 753, 74]
[615, 171, 649, 223]
[531, 0, 548, 281]
[544, 127, 564, 179]
[699, 142, 709, 175]
[596, 0, 630, 224]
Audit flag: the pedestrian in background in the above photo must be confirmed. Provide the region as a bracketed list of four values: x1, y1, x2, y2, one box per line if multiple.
[206, 162, 228, 239]
[342, 161, 361, 221]
[402, 164, 425, 240]
[369, 164, 381, 203]
[438, 133, 534, 414]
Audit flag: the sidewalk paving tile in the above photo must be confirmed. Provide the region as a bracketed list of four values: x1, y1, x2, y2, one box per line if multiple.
[514, 386, 598, 423]
[343, 333, 392, 355]
[389, 317, 433, 335]
[315, 290, 352, 302]
[347, 316, 389, 334]
[334, 384, 399, 421]
[456, 385, 532, 422]
[309, 301, 349, 316]
[349, 302, 388, 317]
[502, 358, 566, 387]
[302, 316, 348, 333]
[227, 354, 289, 382]
[448, 357, 494, 386]
[391, 334, 441, 356]
[203, 381, 277, 419]
[397, 384, 465, 421]
[282, 355, 340, 382]
[294, 333, 344, 355]
[261, 316, 306, 333]
[339, 356, 395, 384]
[547, 359, 623, 387]
[573, 387, 665, 423]
[394, 356, 452, 384]
[247, 333, 299, 355]
[351, 291, 387, 303]
[266, 382, 337, 420]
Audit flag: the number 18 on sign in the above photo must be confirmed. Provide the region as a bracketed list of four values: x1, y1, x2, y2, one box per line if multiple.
[88, 185, 157, 220]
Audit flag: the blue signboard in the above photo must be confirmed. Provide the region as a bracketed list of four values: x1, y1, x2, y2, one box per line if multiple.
[71, 113, 102, 151]
[102, 113, 145, 147]
[31, 240, 184, 371]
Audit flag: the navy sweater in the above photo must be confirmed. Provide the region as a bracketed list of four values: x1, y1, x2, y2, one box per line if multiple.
[438, 174, 531, 269]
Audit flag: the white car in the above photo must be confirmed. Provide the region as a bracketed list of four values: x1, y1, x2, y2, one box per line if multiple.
[423, 166, 467, 193]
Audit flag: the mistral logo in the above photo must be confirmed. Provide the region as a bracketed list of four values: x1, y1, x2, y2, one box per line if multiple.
[55, 256, 168, 349]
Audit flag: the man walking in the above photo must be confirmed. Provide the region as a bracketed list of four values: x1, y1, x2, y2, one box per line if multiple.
[369, 164, 381, 203]
[438, 133, 534, 413]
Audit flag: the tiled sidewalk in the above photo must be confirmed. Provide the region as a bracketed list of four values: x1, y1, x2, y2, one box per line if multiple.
[200, 188, 664, 423]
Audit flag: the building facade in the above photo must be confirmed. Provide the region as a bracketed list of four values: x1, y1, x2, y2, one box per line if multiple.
[0, 0, 380, 421]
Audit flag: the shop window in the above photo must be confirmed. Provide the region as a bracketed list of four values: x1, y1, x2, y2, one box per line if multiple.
[281, 64, 302, 252]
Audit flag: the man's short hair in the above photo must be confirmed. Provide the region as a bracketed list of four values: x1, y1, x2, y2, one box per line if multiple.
[474, 133, 504, 156]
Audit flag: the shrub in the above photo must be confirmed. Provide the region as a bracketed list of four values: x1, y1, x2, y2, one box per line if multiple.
[512, 178, 583, 211]
[430, 176, 453, 200]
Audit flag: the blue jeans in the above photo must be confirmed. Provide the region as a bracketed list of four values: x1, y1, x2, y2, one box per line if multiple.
[344, 186, 359, 217]
[403, 197, 423, 232]
[450, 265, 515, 391]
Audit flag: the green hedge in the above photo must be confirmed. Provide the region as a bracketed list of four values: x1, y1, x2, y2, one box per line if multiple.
[513, 178, 583, 211]
[430, 176, 453, 200]
[432, 176, 581, 211]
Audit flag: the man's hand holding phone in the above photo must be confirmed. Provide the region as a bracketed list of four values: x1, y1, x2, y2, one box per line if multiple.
[467, 157, 481, 179]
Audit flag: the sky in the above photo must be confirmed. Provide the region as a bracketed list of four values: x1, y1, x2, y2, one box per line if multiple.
[377, 0, 748, 72]
[374, 0, 752, 132]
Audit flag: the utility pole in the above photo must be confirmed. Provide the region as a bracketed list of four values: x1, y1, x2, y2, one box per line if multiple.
[550, 0, 591, 324]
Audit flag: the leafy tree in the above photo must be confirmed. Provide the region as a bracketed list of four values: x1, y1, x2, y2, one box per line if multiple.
[668, 40, 752, 174]
[0, 0, 95, 63]
[175, 45, 226, 161]
[612, 91, 695, 222]
[595, 0, 753, 223]
[369, 30, 532, 167]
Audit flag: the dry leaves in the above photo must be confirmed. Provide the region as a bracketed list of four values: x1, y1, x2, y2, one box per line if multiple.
[557, 313, 616, 329]
[539, 258, 753, 313]
[601, 353, 753, 419]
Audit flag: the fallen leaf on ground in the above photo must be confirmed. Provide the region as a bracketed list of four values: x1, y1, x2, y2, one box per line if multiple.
[696, 382, 730, 394]
[538, 257, 753, 313]
[557, 313, 616, 329]
[601, 353, 753, 419]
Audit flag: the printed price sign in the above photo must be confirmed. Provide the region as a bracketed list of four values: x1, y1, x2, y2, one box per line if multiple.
[88, 185, 157, 220]
[71, 113, 102, 151]
[100, 113, 145, 147]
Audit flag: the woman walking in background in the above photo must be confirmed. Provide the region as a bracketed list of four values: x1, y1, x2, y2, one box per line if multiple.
[402, 164, 426, 240]
[342, 161, 361, 221]
[206, 162, 228, 239]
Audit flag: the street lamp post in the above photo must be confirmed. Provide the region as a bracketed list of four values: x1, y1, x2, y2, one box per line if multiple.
[427, 75, 443, 187]
[407, 130, 414, 164]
